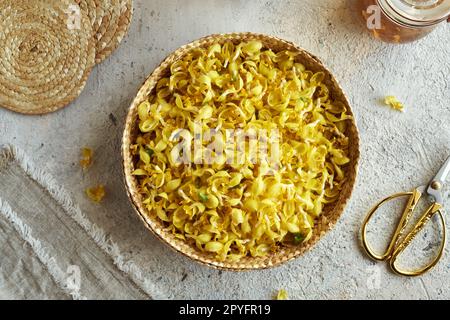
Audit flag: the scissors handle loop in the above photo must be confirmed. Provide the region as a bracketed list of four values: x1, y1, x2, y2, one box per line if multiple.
[361, 190, 419, 261]
[361, 189, 446, 276]
[390, 205, 446, 277]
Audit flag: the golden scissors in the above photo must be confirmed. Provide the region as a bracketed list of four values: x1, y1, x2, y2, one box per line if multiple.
[361, 156, 450, 277]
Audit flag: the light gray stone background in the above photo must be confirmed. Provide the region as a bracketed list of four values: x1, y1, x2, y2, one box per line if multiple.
[0, 0, 449, 299]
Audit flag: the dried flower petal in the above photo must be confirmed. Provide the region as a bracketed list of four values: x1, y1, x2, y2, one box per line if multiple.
[384, 96, 404, 112]
[80, 147, 93, 169]
[276, 289, 288, 300]
[86, 185, 105, 203]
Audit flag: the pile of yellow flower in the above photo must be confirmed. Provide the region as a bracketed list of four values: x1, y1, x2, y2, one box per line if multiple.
[131, 40, 351, 261]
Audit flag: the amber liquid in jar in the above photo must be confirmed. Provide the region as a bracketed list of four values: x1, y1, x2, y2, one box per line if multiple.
[356, 0, 436, 43]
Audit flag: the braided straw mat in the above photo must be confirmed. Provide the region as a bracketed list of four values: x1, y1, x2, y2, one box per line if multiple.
[122, 33, 360, 271]
[76, 0, 133, 64]
[0, 0, 96, 115]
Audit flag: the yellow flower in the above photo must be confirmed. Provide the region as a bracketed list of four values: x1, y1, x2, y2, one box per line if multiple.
[276, 289, 288, 300]
[384, 96, 404, 112]
[86, 185, 106, 203]
[131, 40, 351, 261]
[80, 147, 93, 170]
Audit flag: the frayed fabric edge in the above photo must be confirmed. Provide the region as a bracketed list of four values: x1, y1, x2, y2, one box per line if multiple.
[0, 199, 87, 300]
[0, 144, 164, 299]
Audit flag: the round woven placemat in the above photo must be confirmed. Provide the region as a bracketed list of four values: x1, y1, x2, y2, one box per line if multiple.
[93, 0, 133, 64]
[122, 33, 361, 271]
[0, 0, 96, 115]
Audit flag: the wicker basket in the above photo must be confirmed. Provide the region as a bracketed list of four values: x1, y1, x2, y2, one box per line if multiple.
[122, 33, 360, 271]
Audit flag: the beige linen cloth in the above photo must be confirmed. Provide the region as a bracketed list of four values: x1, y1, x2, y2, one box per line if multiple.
[0, 145, 153, 299]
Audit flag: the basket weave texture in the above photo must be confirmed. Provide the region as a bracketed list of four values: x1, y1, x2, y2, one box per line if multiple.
[122, 33, 360, 270]
[0, 0, 133, 114]
[87, 0, 133, 64]
[0, 0, 95, 114]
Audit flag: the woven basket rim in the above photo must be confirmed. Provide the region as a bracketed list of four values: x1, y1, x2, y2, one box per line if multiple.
[121, 32, 360, 271]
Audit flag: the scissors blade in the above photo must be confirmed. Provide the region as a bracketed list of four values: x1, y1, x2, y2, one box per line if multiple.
[426, 155, 450, 204]
[433, 155, 450, 186]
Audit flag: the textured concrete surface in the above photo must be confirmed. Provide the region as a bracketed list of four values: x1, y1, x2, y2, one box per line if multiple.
[0, 0, 449, 299]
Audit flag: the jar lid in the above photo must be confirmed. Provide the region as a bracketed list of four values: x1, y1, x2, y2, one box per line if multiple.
[379, 0, 450, 26]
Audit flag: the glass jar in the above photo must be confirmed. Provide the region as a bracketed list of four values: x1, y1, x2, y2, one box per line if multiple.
[356, 0, 450, 43]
